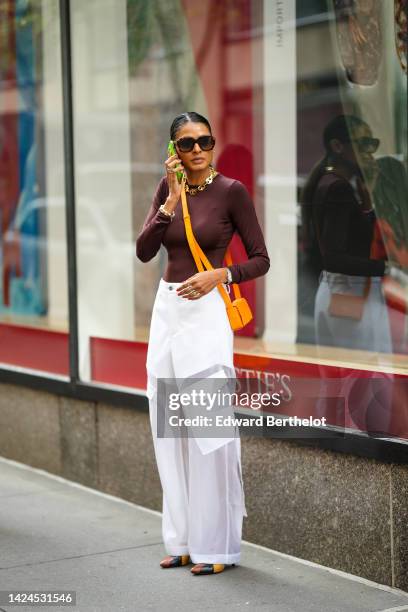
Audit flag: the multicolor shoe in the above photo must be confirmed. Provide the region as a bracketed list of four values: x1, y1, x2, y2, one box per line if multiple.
[191, 563, 235, 575]
[160, 555, 191, 568]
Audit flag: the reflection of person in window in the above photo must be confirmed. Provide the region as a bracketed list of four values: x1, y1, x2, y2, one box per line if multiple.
[303, 114, 394, 436]
[306, 115, 390, 346]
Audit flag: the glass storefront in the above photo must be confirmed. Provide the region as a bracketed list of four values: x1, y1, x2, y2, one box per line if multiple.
[0, 0, 69, 375]
[1, 1, 407, 440]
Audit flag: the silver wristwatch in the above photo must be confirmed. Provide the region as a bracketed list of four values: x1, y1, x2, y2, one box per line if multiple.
[225, 267, 233, 284]
[158, 204, 175, 219]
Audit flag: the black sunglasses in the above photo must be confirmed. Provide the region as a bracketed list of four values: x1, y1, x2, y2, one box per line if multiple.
[175, 135, 215, 153]
[345, 136, 380, 153]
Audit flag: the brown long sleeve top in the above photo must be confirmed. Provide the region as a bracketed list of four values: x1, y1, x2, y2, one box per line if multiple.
[136, 173, 270, 284]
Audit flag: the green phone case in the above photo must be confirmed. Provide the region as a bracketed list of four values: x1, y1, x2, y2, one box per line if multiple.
[167, 140, 184, 183]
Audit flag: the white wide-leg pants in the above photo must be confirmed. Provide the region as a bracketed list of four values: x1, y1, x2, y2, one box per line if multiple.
[146, 278, 248, 564]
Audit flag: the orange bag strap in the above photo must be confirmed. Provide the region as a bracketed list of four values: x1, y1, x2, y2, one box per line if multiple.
[180, 178, 241, 306]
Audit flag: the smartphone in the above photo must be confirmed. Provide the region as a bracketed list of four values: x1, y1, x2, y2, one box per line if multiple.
[167, 140, 184, 183]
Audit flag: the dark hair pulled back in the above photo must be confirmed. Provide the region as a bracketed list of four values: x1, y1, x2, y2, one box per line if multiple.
[322, 114, 367, 153]
[303, 114, 368, 207]
[170, 112, 212, 141]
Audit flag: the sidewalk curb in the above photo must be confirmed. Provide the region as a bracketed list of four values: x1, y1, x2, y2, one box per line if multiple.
[1, 455, 408, 603]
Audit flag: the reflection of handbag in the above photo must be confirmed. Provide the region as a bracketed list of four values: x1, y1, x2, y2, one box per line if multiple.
[328, 278, 371, 320]
[180, 179, 253, 331]
[383, 276, 408, 314]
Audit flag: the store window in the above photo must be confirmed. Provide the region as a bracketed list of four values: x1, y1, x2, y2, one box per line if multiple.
[70, 0, 267, 391]
[60, 1, 408, 439]
[296, 0, 408, 439]
[0, 0, 69, 375]
[0, 0, 407, 452]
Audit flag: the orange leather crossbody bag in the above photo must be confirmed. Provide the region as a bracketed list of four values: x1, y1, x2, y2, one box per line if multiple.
[180, 179, 253, 331]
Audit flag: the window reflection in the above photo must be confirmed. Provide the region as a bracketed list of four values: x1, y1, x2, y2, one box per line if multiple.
[297, 1, 408, 438]
[298, 0, 408, 363]
[0, 0, 69, 374]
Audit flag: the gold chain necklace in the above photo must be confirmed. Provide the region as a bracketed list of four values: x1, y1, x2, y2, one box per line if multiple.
[184, 165, 218, 196]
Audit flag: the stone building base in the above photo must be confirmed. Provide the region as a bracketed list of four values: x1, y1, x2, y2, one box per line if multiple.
[0, 383, 406, 590]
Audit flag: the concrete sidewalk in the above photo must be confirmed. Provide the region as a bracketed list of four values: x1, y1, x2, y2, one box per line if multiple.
[0, 457, 407, 612]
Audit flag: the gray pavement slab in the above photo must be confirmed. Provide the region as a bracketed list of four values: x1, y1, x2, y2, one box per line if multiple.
[0, 457, 408, 612]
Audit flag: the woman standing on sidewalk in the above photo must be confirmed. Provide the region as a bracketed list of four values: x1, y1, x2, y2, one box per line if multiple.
[136, 112, 270, 576]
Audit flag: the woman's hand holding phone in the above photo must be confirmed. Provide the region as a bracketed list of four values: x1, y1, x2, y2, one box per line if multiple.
[165, 154, 184, 201]
[163, 142, 184, 213]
